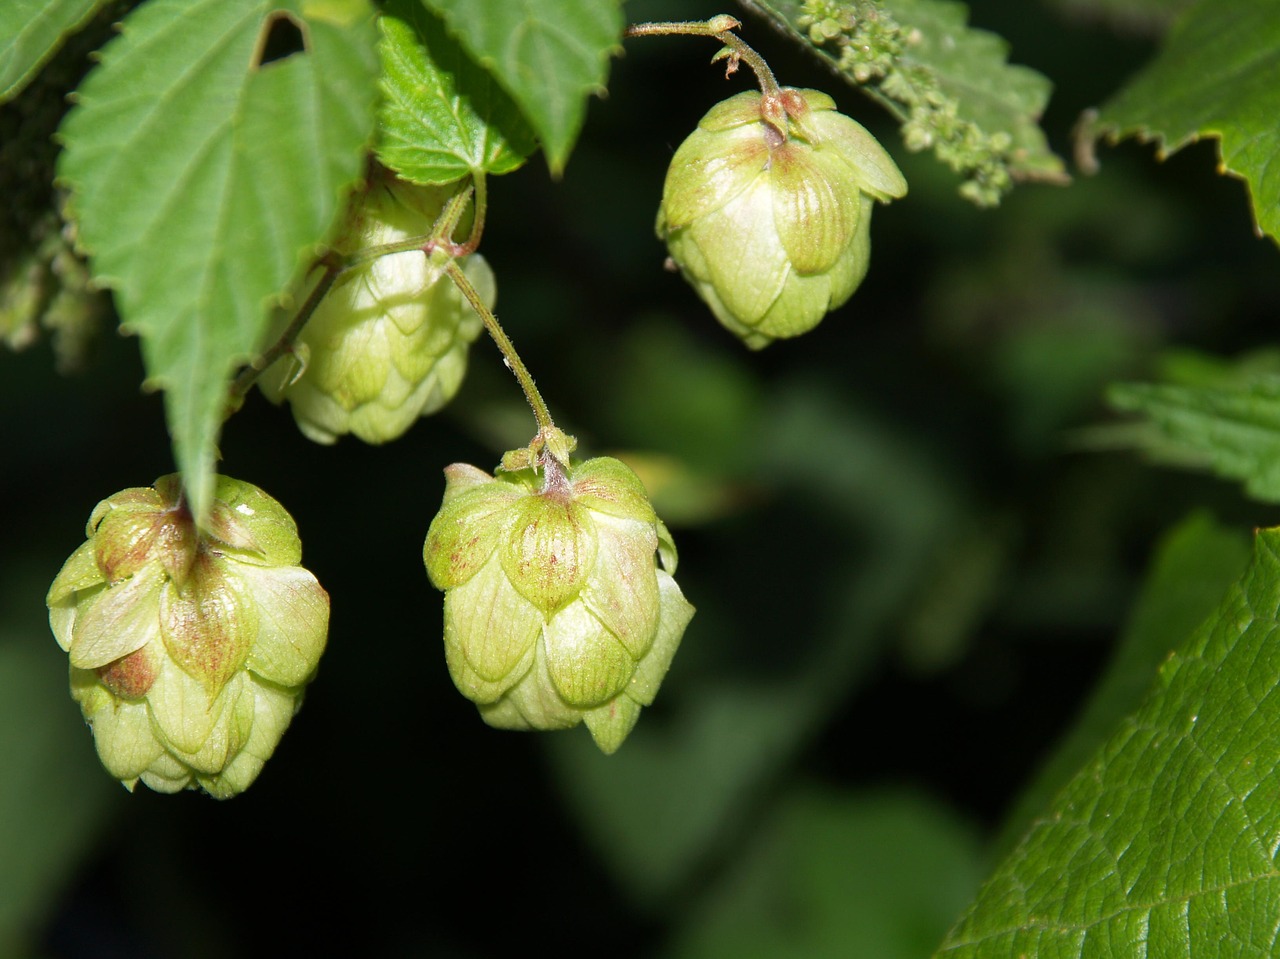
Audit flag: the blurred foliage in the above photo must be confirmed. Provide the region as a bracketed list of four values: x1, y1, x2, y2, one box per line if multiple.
[4, 0, 1280, 956]
[1093, 0, 1280, 246]
[939, 525, 1280, 956]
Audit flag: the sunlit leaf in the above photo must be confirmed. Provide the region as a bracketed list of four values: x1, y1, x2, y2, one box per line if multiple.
[376, 0, 536, 185]
[420, 0, 623, 174]
[938, 526, 1280, 957]
[56, 0, 379, 523]
[1094, 0, 1280, 245]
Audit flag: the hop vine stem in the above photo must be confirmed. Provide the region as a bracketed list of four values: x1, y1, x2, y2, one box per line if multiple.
[226, 177, 490, 408]
[227, 256, 341, 405]
[228, 172, 558, 459]
[625, 15, 783, 98]
[443, 257, 556, 439]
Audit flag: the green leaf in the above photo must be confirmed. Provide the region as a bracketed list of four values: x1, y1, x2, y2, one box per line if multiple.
[56, 0, 379, 523]
[0, 566, 119, 955]
[547, 376, 969, 906]
[419, 0, 623, 174]
[0, 0, 106, 103]
[1107, 372, 1280, 503]
[1093, 0, 1280, 245]
[375, 0, 537, 184]
[936, 526, 1280, 958]
[735, 0, 1067, 206]
[673, 787, 982, 959]
[995, 512, 1250, 858]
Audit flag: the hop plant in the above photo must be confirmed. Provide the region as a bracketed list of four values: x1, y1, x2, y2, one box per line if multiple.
[657, 87, 907, 348]
[423, 448, 695, 754]
[46, 474, 329, 798]
[258, 171, 494, 445]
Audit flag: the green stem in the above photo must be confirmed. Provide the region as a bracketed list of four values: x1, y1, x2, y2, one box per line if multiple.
[349, 178, 477, 266]
[452, 173, 486, 256]
[625, 15, 782, 97]
[229, 179, 482, 408]
[227, 257, 341, 403]
[444, 259, 556, 437]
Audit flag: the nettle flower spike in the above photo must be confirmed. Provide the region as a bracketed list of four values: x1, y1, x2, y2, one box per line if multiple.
[258, 170, 494, 444]
[46, 475, 329, 798]
[657, 87, 907, 348]
[424, 447, 694, 754]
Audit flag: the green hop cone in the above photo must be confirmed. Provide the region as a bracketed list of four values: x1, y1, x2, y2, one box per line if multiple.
[46, 474, 329, 798]
[656, 88, 907, 349]
[423, 453, 695, 754]
[259, 171, 494, 444]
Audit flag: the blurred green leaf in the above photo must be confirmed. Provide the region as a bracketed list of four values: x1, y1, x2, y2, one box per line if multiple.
[1045, 0, 1194, 34]
[0, 572, 119, 955]
[375, 0, 537, 185]
[671, 787, 982, 959]
[937, 526, 1280, 957]
[736, 0, 1066, 204]
[548, 377, 969, 907]
[996, 512, 1249, 856]
[56, 0, 379, 524]
[1094, 0, 1280, 244]
[420, 0, 623, 175]
[1108, 375, 1280, 502]
[0, 0, 105, 102]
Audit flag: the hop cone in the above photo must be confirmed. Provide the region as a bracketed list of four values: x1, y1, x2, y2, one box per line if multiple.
[47, 475, 329, 798]
[657, 88, 907, 348]
[259, 172, 494, 444]
[424, 455, 694, 754]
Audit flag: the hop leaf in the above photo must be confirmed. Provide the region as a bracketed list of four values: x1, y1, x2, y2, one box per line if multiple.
[423, 454, 694, 754]
[657, 88, 906, 349]
[258, 170, 493, 444]
[47, 475, 329, 798]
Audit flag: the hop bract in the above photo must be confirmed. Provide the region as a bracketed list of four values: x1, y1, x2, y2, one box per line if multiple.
[423, 454, 694, 754]
[258, 172, 494, 444]
[657, 88, 907, 349]
[46, 475, 329, 798]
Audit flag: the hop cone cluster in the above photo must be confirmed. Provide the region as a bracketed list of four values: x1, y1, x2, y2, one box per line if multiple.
[424, 454, 694, 753]
[259, 172, 494, 444]
[47, 475, 328, 798]
[657, 88, 907, 348]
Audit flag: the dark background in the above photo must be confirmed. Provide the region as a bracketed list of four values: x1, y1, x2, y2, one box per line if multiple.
[3, 0, 1278, 955]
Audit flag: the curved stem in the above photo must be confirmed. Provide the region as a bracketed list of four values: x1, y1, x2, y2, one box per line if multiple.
[229, 179, 484, 411]
[625, 15, 782, 97]
[453, 173, 487, 256]
[443, 259, 555, 437]
[227, 257, 341, 403]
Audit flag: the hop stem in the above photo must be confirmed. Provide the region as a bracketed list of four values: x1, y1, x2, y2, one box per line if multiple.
[228, 171, 563, 467]
[226, 178, 480, 410]
[624, 15, 783, 97]
[443, 258, 557, 443]
[227, 256, 342, 406]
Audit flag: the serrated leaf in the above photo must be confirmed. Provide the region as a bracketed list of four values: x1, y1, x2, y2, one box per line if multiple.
[936, 526, 1280, 958]
[420, 0, 623, 174]
[736, 0, 1066, 204]
[1108, 375, 1280, 502]
[0, 0, 106, 103]
[995, 513, 1249, 859]
[375, 0, 536, 184]
[1094, 0, 1280, 245]
[56, 0, 379, 523]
